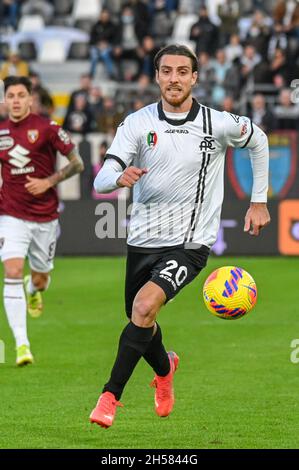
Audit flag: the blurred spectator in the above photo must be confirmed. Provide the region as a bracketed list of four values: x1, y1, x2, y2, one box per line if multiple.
[249, 93, 277, 132]
[136, 73, 159, 103]
[149, 0, 178, 14]
[217, 0, 240, 46]
[95, 97, 125, 133]
[0, 50, 29, 80]
[89, 8, 118, 79]
[220, 95, 238, 113]
[267, 22, 289, 59]
[194, 52, 215, 103]
[210, 49, 231, 106]
[92, 141, 121, 200]
[128, 0, 152, 41]
[29, 71, 54, 117]
[224, 33, 243, 62]
[0, 0, 20, 30]
[149, 0, 176, 44]
[189, 5, 219, 56]
[21, 0, 54, 24]
[223, 58, 242, 99]
[240, 44, 262, 85]
[114, 4, 142, 81]
[269, 47, 291, 84]
[88, 86, 104, 121]
[63, 94, 95, 134]
[273, 0, 299, 38]
[31, 90, 44, 116]
[245, 9, 272, 59]
[274, 87, 299, 130]
[137, 35, 159, 81]
[67, 74, 92, 114]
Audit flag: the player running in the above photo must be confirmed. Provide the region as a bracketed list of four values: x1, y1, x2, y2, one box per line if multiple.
[0, 76, 84, 366]
[90, 44, 270, 427]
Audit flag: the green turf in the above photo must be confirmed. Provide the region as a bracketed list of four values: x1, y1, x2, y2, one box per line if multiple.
[0, 256, 298, 449]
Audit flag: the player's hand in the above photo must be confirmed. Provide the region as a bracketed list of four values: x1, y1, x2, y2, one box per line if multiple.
[116, 167, 148, 188]
[25, 176, 52, 196]
[244, 202, 271, 236]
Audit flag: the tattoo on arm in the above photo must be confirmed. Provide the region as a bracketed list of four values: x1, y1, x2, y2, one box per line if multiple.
[48, 149, 84, 187]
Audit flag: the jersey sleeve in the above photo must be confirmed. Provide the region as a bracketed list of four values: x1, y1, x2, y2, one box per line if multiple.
[222, 111, 269, 203]
[105, 115, 139, 169]
[222, 112, 254, 148]
[48, 121, 75, 156]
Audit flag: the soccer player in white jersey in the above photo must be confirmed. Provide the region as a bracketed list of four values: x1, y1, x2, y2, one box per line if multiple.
[90, 44, 270, 428]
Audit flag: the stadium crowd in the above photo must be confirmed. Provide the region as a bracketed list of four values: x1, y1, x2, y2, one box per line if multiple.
[0, 1, 299, 176]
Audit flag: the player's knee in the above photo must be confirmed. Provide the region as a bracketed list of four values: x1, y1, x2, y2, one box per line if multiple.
[132, 298, 156, 322]
[4, 266, 23, 279]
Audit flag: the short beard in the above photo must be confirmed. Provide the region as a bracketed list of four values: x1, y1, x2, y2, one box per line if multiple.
[161, 88, 192, 108]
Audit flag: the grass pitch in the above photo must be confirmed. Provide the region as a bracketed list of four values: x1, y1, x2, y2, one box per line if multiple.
[0, 256, 298, 449]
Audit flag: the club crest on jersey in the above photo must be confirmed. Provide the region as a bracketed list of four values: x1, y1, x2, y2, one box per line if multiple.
[147, 131, 158, 148]
[0, 136, 14, 150]
[199, 136, 216, 151]
[27, 130, 39, 143]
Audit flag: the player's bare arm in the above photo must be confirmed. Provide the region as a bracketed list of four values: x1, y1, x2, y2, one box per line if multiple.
[25, 149, 84, 196]
[244, 202, 271, 236]
[116, 167, 148, 189]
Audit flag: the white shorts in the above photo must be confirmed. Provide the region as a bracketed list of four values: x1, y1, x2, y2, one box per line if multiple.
[0, 215, 59, 273]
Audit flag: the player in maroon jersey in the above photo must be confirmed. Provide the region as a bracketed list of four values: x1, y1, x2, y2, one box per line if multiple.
[0, 76, 84, 366]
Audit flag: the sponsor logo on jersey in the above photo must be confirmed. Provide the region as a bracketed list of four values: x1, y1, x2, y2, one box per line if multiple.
[58, 128, 71, 144]
[0, 136, 14, 150]
[0, 129, 10, 136]
[147, 131, 158, 148]
[199, 136, 216, 151]
[27, 129, 39, 143]
[8, 144, 34, 174]
[11, 166, 35, 175]
[240, 121, 248, 136]
[0, 237, 4, 249]
[164, 129, 189, 134]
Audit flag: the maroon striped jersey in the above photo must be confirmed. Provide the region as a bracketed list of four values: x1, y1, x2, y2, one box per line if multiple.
[0, 113, 74, 222]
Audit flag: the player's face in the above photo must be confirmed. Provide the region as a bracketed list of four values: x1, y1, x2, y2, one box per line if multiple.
[156, 54, 197, 111]
[5, 84, 32, 121]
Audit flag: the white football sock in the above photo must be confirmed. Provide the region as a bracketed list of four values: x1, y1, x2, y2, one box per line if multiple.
[27, 276, 37, 294]
[3, 278, 29, 348]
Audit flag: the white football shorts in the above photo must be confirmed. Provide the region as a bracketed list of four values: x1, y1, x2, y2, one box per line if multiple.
[0, 215, 59, 272]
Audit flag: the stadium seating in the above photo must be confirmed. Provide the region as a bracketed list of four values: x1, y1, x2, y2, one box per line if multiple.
[68, 41, 90, 60]
[39, 39, 66, 63]
[18, 41, 37, 61]
[0, 42, 10, 59]
[18, 15, 45, 32]
[74, 19, 94, 34]
[171, 13, 198, 42]
[72, 0, 102, 20]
